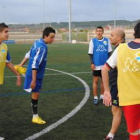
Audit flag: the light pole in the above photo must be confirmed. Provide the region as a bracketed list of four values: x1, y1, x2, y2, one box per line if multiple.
[50, 16, 51, 27]
[69, 0, 72, 43]
[2, 6, 6, 22]
[42, 0, 45, 29]
[113, 0, 116, 28]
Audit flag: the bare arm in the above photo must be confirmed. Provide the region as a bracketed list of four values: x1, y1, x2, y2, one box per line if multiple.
[19, 57, 28, 66]
[6, 62, 21, 86]
[101, 64, 112, 106]
[89, 54, 95, 70]
[19, 51, 30, 66]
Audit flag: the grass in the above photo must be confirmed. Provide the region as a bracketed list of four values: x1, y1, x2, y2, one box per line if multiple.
[62, 32, 87, 42]
[0, 43, 128, 140]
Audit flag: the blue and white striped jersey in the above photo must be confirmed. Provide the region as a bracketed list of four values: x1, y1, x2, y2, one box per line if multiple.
[26, 38, 48, 79]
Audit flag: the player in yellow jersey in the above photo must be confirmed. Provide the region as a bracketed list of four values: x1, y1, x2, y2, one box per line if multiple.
[0, 23, 21, 140]
[102, 22, 140, 140]
[102, 28, 125, 140]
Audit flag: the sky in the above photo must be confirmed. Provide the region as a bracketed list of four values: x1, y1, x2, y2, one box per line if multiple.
[0, 0, 140, 24]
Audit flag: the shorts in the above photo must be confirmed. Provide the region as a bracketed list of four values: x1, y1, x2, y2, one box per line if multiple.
[24, 75, 43, 92]
[122, 104, 140, 133]
[110, 85, 119, 106]
[93, 70, 102, 77]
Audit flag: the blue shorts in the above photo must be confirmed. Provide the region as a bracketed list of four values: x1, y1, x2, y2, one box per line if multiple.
[24, 75, 43, 92]
[110, 85, 119, 106]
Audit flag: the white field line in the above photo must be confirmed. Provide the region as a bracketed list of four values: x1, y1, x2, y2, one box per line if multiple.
[24, 68, 90, 140]
[4, 71, 91, 78]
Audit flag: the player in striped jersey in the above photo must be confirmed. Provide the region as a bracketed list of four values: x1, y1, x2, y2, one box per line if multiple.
[20, 27, 55, 124]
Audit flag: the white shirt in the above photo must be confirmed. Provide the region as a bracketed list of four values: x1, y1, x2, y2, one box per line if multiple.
[106, 47, 118, 68]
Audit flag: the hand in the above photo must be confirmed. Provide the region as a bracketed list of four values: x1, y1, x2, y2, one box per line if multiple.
[91, 64, 95, 70]
[16, 75, 21, 86]
[18, 64, 22, 67]
[30, 80, 36, 89]
[103, 91, 112, 106]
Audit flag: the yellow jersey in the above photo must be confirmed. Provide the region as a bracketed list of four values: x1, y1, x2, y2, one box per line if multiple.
[0, 43, 8, 84]
[117, 43, 140, 106]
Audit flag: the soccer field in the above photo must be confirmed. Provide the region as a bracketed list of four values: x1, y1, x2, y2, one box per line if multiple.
[1, 43, 128, 140]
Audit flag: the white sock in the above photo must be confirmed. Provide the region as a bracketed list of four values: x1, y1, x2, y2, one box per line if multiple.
[100, 95, 104, 99]
[94, 96, 98, 99]
[108, 133, 114, 139]
[33, 114, 38, 118]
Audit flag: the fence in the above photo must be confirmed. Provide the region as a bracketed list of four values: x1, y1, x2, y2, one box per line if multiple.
[87, 29, 134, 42]
[8, 32, 62, 44]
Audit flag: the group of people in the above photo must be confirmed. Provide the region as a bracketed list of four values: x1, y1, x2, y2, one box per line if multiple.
[89, 22, 140, 140]
[1, 21, 140, 140]
[0, 23, 55, 140]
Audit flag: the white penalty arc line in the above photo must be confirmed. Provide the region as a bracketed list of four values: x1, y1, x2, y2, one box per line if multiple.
[24, 68, 90, 140]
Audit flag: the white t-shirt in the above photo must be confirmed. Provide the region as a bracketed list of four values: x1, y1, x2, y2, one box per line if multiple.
[106, 47, 118, 68]
[25, 51, 30, 59]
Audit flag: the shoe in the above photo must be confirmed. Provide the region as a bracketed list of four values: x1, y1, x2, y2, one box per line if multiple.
[32, 116, 46, 124]
[93, 99, 98, 105]
[103, 136, 113, 140]
[0, 136, 4, 140]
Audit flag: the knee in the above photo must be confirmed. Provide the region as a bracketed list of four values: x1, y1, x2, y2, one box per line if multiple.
[32, 93, 39, 100]
[93, 79, 98, 84]
[112, 107, 122, 116]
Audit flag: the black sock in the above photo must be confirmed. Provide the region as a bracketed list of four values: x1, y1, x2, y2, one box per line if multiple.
[31, 99, 38, 114]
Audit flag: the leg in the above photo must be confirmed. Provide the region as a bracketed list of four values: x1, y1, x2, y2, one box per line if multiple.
[110, 106, 122, 135]
[93, 76, 99, 97]
[100, 79, 104, 100]
[104, 106, 122, 140]
[31, 92, 39, 115]
[32, 92, 39, 100]
[104, 86, 120, 140]
[100, 80, 104, 95]
[93, 76, 99, 105]
[31, 92, 46, 124]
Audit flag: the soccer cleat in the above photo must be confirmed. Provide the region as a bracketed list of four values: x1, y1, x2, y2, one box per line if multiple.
[103, 136, 113, 140]
[0, 136, 4, 140]
[14, 65, 27, 76]
[32, 116, 46, 124]
[93, 99, 98, 105]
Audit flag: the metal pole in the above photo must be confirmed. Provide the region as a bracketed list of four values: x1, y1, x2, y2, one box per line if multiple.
[50, 17, 51, 27]
[114, 0, 116, 28]
[2, 6, 6, 22]
[69, 0, 71, 43]
[42, 0, 45, 29]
